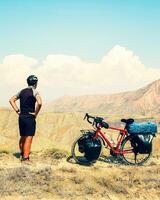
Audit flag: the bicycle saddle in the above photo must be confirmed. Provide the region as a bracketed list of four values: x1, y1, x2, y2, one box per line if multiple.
[121, 118, 134, 124]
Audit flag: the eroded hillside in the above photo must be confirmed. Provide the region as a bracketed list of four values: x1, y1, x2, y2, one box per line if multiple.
[0, 109, 160, 155]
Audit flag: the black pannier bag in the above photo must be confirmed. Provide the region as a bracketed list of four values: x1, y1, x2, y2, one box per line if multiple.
[78, 130, 96, 153]
[78, 136, 86, 153]
[132, 134, 153, 154]
[127, 121, 157, 154]
[84, 138, 102, 161]
[78, 131, 102, 161]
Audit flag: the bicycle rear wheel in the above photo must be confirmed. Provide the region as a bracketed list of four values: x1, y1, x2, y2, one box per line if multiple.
[120, 136, 151, 165]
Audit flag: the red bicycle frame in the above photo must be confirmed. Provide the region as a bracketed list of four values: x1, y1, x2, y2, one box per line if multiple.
[94, 125, 131, 155]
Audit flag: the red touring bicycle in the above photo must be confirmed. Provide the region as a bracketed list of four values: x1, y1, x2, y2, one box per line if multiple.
[71, 113, 152, 165]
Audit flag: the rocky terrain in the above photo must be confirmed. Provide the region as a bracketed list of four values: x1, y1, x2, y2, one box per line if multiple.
[44, 79, 160, 115]
[0, 146, 160, 200]
[0, 109, 160, 200]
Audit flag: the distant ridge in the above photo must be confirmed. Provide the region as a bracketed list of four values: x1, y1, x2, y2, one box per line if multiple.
[44, 79, 160, 115]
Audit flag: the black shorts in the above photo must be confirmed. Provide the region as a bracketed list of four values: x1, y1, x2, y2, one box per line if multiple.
[19, 114, 36, 136]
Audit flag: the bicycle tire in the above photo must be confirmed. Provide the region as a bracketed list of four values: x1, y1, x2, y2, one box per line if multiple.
[71, 134, 102, 165]
[120, 136, 151, 165]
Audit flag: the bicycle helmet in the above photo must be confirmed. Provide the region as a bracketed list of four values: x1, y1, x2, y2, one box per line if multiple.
[27, 75, 38, 86]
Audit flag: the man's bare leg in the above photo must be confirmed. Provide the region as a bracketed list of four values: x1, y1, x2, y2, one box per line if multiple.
[19, 136, 26, 156]
[23, 136, 33, 159]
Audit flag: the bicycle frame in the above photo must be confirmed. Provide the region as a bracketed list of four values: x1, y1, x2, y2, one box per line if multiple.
[94, 126, 130, 155]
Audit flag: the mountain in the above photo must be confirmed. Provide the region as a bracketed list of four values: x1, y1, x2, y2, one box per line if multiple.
[44, 79, 160, 115]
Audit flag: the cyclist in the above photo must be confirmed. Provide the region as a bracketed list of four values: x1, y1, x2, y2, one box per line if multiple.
[9, 75, 42, 162]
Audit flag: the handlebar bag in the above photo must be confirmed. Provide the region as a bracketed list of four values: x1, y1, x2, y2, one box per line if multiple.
[126, 122, 157, 136]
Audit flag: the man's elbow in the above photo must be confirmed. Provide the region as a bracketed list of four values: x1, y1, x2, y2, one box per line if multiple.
[9, 98, 13, 104]
[37, 102, 42, 107]
[9, 97, 17, 104]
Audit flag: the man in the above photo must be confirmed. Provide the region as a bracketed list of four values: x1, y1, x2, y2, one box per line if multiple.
[9, 75, 42, 162]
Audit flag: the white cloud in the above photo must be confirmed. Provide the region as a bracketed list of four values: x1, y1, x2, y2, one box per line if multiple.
[0, 45, 160, 106]
[3, 54, 37, 67]
[0, 54, 37, 86]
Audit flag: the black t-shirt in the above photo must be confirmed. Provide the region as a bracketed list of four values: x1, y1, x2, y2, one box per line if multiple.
[16, 86, 40, 114]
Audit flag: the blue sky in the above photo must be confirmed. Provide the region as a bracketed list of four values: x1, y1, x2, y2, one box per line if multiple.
[1, 0, 160, 106]
[0, 0, 160, 68]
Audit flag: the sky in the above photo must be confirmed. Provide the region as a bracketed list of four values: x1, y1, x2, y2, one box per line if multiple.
[0, 0, 160, 106]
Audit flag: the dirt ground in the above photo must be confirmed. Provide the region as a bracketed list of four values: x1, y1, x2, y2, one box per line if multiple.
[0, 148, 159, 200]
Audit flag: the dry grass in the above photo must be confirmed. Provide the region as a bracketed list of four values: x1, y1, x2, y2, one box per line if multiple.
[0, 150, 10, 154]
[0, 149, 159, 200]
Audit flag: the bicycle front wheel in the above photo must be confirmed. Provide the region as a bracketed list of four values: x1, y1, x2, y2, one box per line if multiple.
[120, 136, 151, 165]
[71, 134, 102, 165]
[71, 135, 92, 165]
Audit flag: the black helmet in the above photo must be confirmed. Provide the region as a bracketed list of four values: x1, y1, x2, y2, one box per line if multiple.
[27, 75, 38, 86]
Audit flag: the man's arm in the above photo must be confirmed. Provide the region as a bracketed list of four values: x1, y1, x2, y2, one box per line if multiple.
[35, 95, 42, 118]
[9, 96, 20, 114]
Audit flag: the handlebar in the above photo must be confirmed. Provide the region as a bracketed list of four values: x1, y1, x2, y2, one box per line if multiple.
[84, 113, 95, 124]
[84, 113, 109, 129]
